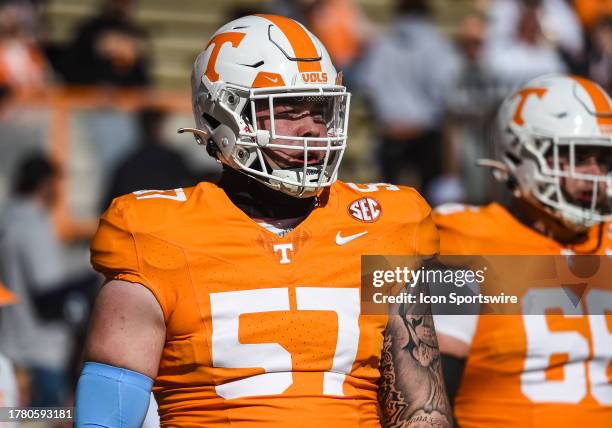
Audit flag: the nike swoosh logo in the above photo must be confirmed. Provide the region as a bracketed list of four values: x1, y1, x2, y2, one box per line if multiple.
[264, 75, 279, 83]
[336, 231, 368, 246]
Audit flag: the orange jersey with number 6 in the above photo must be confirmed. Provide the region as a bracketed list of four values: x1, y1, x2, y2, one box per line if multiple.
[90, 181, 438, 427]
[432, 203, 612, 428]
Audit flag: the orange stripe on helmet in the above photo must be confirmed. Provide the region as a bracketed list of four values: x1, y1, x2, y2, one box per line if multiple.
[572, 76, 612, 128]
[257, 14, 322, 73]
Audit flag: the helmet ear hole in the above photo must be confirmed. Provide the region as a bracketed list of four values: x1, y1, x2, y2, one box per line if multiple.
[200, 113, 221, 159]
[206, 139, 220, 158]
[505, 174, 519, 191]
[242, 102, 254, 129]
[505, 151, 522, 166]
[202, 113, 221, 130]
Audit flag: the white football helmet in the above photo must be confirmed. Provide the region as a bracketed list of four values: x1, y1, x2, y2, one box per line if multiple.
[490, 74, 612, 228]
[180, 14, 350, 197]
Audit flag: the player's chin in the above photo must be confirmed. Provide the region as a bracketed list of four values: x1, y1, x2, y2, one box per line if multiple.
[567, 195, 609, 211]
[265, 151, 325, 169]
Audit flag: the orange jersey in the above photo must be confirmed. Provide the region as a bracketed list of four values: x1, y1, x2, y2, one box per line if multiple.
[91, 181, 438, 427]
[432, 203, 612, 427]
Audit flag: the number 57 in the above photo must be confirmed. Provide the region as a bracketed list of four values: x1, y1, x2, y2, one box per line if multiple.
[210, 287, 361, 399]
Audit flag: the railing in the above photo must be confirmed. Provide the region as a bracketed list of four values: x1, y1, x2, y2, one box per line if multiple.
[1, 86, 192, 241]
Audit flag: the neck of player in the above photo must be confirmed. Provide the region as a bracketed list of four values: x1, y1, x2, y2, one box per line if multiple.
[218, 167, 318, 225]
[510, 196, 602, 247]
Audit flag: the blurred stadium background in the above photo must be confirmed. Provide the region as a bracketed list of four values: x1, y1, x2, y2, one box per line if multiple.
[0, 0, 609, 425]
[0, 0, 481, 229]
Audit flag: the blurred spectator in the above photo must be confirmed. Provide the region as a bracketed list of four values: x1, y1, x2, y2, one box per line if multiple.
[574, 0, 612, 30]
[100, 107, 196, 212]
[0, 155, 72, 407]
[304, 0, 372, 86]
[0, 2, 49, 95]
[226, 5, 265, 22]
[0, 0, 41, 38]
[484, 0, 568, 88]
[445, 12, 507, 204]
[426, 175, 466, 207]
[62, 0, 150, 195]
[586, 15, 612, 94]
[489, 0, 583, 57]
[268, 0, 310, 22]
[63, 0, 150, 87]
[357, 0, 459, 192]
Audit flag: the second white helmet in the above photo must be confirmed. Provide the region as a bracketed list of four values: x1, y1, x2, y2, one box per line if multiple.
[492, 74, 612, 228]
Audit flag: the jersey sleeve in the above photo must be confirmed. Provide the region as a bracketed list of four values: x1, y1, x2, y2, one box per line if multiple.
[376, 185, 440, 256]
[432, 206, 473, 255]
[90, 197, 170, 319]
[415, 209, 440, 257]
[410, 189, 439, 257]
[437, 225, 471, 255]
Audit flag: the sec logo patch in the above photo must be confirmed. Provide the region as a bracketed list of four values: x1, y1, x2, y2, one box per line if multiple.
[348, 197, 381, 222]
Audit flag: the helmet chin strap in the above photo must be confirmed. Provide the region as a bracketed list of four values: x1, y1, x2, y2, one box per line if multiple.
[480, 155, 596, 235]
[179, 124, 324, 198]
[262, 152, 321, 198]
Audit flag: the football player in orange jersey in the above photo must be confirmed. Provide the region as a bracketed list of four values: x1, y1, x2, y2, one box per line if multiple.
[74, 15, 451, 428]
[433, 74, 612, 427]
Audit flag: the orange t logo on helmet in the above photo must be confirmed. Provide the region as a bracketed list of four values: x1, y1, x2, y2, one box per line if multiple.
[204, 32, 246, 82]
[513, 87, 548, 126]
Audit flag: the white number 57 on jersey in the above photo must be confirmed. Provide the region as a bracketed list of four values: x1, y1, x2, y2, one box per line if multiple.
[210, 287, 360, 399]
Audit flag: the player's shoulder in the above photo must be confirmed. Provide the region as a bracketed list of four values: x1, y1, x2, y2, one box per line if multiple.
[103, 185, 202, 234]
[333, 181, 431, 224]
[432, 203, 511, 231]
[432, 203, 484, 226]
[433, 202, 524, 238]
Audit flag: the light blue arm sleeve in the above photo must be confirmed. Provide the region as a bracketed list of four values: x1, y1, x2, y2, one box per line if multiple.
[75, 362, 154, 428]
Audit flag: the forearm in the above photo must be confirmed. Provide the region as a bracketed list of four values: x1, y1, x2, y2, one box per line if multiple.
[378, 283, 452, 427]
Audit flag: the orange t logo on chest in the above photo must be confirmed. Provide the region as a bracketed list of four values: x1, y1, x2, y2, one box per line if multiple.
[204, 32, 246, 82]
[513, 87, 548, 125]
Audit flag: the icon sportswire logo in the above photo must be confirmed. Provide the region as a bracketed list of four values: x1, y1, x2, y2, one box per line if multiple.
[336, 231, 368, 246]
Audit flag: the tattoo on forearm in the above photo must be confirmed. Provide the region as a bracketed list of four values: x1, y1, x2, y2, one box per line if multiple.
[401, 309, 448, 416]
[378, 283, 452, 428]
